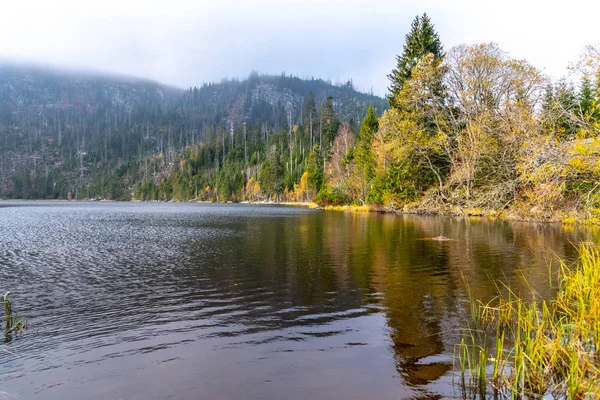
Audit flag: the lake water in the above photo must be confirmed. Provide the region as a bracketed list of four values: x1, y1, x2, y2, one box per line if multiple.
[0, 202, 598, 399]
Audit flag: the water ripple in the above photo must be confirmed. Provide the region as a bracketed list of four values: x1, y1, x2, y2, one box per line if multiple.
[0, 200, 587, 400]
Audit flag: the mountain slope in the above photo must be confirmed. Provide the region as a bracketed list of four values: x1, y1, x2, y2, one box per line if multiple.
[0, 64, 386, 199]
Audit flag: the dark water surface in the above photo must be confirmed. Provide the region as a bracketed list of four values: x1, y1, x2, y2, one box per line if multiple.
[1, 202, 598, 399]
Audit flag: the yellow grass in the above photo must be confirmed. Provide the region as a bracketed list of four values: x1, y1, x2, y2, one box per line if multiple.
[322, 204, 372, 212]
[456, 244, 600, 399]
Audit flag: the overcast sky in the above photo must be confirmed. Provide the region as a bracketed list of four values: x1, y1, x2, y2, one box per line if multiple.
[1, 0, 598, 96]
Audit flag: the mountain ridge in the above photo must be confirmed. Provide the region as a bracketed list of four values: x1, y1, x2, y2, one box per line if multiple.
[0, 63, 386, 199]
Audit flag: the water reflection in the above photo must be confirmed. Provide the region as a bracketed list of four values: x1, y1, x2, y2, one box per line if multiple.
[0, 202, 597, 399]
[178, 210, 595, 397]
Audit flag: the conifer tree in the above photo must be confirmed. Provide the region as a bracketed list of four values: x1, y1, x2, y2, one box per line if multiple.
[554, 80, 578, 139]
[579, 77, 600, 126]
[541, 84, 556, 134]
[387, 13, 444, 108]
[580, 77, 595, 118]
[259, 145, 283, 198]
[306, 145, 324, 193]
[303, 91, 316, 123]
[321, 97, 340, 152]
[355, 105, 378, 181]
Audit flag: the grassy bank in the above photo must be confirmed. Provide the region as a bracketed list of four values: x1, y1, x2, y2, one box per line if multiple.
[314, 199, 600, 225]
[278, 199, 600, 225]
[321, 204, 372, 212]
[48, 197, 599, 224]
[456, 244, 600, 398]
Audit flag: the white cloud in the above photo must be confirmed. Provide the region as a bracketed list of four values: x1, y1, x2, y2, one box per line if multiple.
[1, 0, 597, 95]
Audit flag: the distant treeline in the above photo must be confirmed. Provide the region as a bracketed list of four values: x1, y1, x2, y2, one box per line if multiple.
[0, 68, 384, 200]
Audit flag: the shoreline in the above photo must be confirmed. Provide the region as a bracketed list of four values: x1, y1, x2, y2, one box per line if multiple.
[254, 201, 600, 225]
[2, 198, 597, 225]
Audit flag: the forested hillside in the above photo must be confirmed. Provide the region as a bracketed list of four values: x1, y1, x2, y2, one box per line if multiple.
[342, 14, 599, 223]
[0, 64, 385, 199]
[2, 13, 600, 223]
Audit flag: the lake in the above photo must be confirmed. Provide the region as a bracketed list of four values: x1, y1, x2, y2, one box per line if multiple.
[0, 202, 598, 399]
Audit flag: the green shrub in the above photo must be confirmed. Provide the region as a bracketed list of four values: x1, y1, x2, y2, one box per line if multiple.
[315, 186, 348, 206]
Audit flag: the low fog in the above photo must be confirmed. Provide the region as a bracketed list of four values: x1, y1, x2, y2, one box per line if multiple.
[2, 0, 599, 95]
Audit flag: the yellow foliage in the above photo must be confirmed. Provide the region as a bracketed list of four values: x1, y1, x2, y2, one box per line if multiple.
[241, 176, 261, 201]
[290, 171, 310, 202]
[300, 171, 309, 192]
[567, 138, 600, 156]
[245, 176, 255, 192]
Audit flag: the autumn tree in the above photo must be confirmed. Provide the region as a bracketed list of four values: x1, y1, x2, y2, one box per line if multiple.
[293, 171, 309, 202]
[444, 43, 545, 206]
[243, 176, 261, 201]
[326, 123, 355, 193]
[519, 45, 600, 219]
[541, 80, 578, 139]
[370, 54, 448, 208]
[572, 46, 600, 137]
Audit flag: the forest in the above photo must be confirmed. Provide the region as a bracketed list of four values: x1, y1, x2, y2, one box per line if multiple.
[1, 14, 599, 223]
[0, 66, 385, 201]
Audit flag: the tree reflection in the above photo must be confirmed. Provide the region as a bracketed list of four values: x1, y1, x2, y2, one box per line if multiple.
[180, 209, 598, 391]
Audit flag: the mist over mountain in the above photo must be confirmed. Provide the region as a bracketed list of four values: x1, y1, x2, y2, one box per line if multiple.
[0, 63, 386, 199]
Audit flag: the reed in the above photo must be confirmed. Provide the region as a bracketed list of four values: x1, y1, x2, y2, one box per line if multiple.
[3, 292, 26, 340]
[455, 244, 600, 399]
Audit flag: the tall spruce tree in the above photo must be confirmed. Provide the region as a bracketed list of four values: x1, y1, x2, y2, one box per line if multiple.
[321, 96, 340, 153]
[303, 91, 316, 123]
[580, 77, 595, 118]
[554, 80, 578, 139]
[541, 84, 556, 134]
[387, 13, 444, 108]
[354, 105, 379, 203]
[259, 145, 283, 198]
[355, 105, 378, 181]
[578, 77, 600, 130]
[306, 145, 324, 192]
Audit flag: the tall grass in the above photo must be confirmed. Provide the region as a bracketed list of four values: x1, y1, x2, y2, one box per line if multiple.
[455, 244, 600, 399]
[3, 292, 26, 341]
